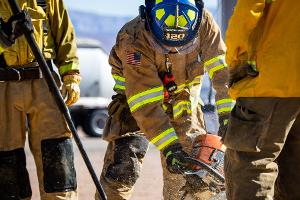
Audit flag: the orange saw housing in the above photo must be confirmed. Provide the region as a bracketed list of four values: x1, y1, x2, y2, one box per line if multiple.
[192, 134, 226, 173]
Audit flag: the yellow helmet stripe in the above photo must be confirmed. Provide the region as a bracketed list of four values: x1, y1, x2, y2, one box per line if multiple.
[165, 15, 175, 27]
[156, 8, 165, 20]
[156, 0, 163, 4]
[187, 9, 196, 21]
[178, 15, 188, 27]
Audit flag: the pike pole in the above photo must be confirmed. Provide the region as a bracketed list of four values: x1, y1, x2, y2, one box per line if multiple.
[7, 0, 107, 199]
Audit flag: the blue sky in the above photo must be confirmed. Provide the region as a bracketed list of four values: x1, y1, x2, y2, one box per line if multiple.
[64, 0, 218, 16]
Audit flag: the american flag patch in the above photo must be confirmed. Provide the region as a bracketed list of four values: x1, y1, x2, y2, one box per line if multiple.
[126, 52, 141, 66]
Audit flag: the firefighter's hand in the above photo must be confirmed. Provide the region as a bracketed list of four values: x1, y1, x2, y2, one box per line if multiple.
[218, 113, 230, 137]
[62, 74, 81, 106]
[163, 143, 192, 174]
[0, 11, 33, 47]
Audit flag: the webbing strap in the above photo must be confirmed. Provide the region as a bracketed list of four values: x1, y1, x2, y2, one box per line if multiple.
[36, 0, 48, 34]
[36, 0, 47, 11]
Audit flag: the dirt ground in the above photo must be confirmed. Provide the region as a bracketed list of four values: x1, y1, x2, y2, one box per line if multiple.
[25, 129, 163, 200]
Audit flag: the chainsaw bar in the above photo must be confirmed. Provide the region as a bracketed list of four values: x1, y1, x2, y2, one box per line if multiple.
[183, 157, 225, 183]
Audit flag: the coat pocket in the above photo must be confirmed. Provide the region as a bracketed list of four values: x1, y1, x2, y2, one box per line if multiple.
[223, 102, 269, 152]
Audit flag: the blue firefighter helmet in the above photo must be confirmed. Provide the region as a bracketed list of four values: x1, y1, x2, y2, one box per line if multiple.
[143, 0, 203, 47]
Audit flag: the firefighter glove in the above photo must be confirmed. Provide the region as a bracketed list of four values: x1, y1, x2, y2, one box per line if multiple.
[163, 143, 192, 174]
[62, 74, 81, 106]
[0, 10, 33, 47]
[218, 113, 230, 137]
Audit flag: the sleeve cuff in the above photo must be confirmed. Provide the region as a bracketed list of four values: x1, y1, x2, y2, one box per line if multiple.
[59, 62, 80, 76]
[150, 127, 179, 151]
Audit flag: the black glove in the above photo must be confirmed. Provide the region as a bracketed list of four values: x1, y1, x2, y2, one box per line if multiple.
[218, 113, 230, 137]
[163, 143, 191, 174]
[0, 10, 33, 47]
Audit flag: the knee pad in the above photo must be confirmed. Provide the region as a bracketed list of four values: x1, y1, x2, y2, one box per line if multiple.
[41, 137, 77, 193]
[105, 135, 149, 187]
[0, 148, 32, 199]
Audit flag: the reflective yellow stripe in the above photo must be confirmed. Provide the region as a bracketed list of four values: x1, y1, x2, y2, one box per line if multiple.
[114, 85, 125, 90]
[150, 128, 179, 150]
[128, 86, 163, 103]
[157, 136, 178, 150]
[204, 55, 225, 68]
[188, 76, 201, 87]
[204, 55, 227, 79]
[208, 64, 226, 79]
[59, 62, 80, 75]
[113, 75, 125, 90]
[247, 61, 258, 72]
[151, 128, 173, 144]
[162, 104, 168, 111]
[112, 75, 125, 82]
[174, 83, 186, 94]
[173, 101, 191, 119]
[0, 45, 4, 53]
[128, 86, 164, 112]
[174, 76, 201, 94]
[130, 95, 163, 112]
[218, 107, 233, 114]
[216, 98, 235, 114]
[216, 98, 235, 105]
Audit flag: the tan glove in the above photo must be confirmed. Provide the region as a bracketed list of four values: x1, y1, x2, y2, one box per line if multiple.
[61, 74, 81, 106]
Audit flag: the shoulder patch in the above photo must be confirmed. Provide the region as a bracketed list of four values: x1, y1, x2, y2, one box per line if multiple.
[126, 52, 141, 66]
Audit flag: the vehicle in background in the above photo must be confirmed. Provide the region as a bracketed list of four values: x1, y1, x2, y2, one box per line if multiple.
[70, 38, 114, 137]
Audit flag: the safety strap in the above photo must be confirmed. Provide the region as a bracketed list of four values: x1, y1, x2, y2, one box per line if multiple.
[36, 0, 47, 12]
[36, 0, 48, 34]
[0, 65, 43, 81]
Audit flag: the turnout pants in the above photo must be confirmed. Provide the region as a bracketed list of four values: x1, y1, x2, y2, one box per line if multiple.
[224, 98, 300, 200]
[0, 79, 77, 200]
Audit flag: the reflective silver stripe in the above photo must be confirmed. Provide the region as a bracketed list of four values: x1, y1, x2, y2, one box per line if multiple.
[150, 128, 178, 150]
[128, 86, 164, 112]
[114, 80, 125, 87]
[153, 131, 177, 149]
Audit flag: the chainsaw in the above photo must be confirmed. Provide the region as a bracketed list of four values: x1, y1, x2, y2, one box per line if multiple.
[181, 134, 227, 200]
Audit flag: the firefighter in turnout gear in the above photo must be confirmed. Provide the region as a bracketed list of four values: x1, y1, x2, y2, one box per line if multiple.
[0, 0, 80, 199]
[96, 0, 233, 199]
[224, 0, 300, 199]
